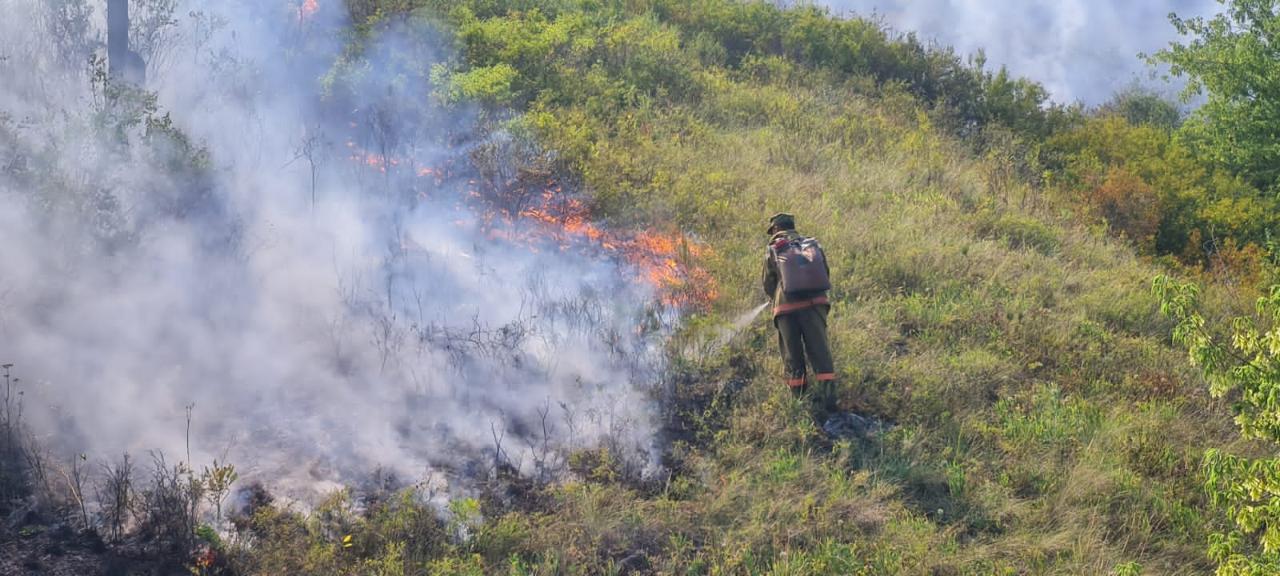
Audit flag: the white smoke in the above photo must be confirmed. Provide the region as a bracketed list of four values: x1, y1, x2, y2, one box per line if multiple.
[809, 0, 1221, 104]
[0, 0, 667, 497]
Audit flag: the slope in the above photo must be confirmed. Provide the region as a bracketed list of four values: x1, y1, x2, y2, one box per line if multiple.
[0, 1, 1256, 574]
[280, 0, 1247, 573]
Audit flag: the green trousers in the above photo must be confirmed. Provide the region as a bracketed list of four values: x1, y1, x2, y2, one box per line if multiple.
[775, 305, 836, 408]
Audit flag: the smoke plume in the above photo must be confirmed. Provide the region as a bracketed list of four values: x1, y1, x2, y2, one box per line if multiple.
[810, 0, 1220, 104]
[0, 0, 670, 498]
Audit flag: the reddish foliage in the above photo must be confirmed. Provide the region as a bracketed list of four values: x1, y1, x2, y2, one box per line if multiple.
[1087, 167, 1160, 250]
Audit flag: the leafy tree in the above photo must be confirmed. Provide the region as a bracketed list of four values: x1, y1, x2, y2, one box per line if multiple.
[1099, 87, 1183, 130]
[1154, 276, 1280, 574]
[1044, 112, 1279, 264]
[1154, 0, 1280, 190]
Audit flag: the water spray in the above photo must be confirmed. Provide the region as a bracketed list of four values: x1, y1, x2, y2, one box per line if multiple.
[732, 302, 771, 332]
[695, 302, 770, 357]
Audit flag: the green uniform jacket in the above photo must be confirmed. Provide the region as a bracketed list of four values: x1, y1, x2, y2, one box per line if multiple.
[762, 230, 830, 316]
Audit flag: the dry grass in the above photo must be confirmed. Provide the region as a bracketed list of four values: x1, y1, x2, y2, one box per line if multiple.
[5, 2, 1257, 573]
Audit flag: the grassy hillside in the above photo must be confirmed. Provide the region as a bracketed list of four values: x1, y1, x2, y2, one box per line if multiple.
[210, 1, 1261, 574]
[4, 1, 1270, 575]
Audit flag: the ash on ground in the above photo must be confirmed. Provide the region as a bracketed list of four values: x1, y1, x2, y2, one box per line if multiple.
[821, 411, 892, 440]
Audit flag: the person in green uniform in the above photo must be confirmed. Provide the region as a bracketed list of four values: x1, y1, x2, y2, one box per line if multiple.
[762, 213, 837, 414]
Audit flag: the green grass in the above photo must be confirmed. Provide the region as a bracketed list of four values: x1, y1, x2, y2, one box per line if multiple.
[218, 1, 1265, 574]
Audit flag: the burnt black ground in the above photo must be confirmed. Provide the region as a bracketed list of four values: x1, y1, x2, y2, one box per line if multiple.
[0, 510, 179, 576]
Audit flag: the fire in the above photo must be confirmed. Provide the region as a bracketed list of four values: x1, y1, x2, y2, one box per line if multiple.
[298, 0, 319, 20]
[511, 189, 719, 310]
[624, 230, 719, 309]
[345, 144, 447, 184]
[354, 152, 398, 172]
[518, 191, 608, 245]
[340, 142, 718, 310]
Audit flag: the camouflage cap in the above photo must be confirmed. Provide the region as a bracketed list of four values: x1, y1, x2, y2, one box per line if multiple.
[767, 212, 796, 232]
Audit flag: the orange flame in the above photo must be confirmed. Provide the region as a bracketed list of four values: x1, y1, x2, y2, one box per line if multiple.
[512, 189, 718, 310]
[345, 147, 404, 174]
[340, 145, 717, 309]
[299, 0, 319, 20]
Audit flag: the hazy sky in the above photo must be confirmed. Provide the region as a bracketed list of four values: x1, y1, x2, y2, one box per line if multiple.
[813, 0, 1221, 104]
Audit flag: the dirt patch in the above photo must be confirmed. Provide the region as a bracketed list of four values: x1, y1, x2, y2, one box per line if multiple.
[0, 511, 178, 576]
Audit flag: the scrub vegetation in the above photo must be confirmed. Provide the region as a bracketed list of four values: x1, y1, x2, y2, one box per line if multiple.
[5, 0, 1280, 574]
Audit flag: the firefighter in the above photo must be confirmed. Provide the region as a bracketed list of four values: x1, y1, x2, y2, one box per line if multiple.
[762, 213, 837, 415]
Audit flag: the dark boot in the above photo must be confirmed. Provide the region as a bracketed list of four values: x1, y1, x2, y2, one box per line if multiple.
[811, 379, 838, 421]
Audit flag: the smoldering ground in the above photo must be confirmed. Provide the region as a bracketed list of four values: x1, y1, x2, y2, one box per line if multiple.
[0, 0, 671, 501]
